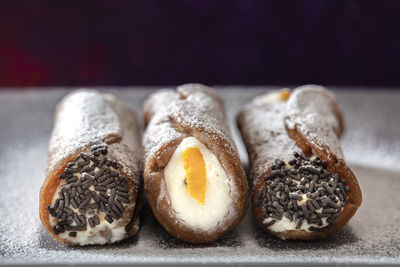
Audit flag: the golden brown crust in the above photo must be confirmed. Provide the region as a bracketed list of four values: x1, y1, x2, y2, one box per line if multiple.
[39, 90, 142, 245]
[237, 85, 362, 240]
[143, 84, 248, 243]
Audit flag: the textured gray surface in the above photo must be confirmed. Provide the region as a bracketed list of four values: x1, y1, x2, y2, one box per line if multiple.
[0, 87, 400, 266]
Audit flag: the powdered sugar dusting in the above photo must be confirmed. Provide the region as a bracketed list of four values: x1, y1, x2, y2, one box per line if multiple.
[173, 84, 235, 150]
[143, 85, 236, 164]
[47, 90, 122, 176]
[286, 85, 344, 159]
[238, 102, 300, 185]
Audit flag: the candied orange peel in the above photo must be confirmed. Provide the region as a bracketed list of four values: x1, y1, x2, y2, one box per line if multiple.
[280, 89, 291, 101]
[182, 147, 207, 205]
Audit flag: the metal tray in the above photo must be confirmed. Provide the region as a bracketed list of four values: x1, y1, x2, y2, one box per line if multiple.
[1, 87, 399, 266]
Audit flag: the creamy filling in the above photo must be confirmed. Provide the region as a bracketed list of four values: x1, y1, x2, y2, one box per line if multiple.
[253, 89, 291, 104]
[263, 214, 329, 233]
[164, 137, 232, 231]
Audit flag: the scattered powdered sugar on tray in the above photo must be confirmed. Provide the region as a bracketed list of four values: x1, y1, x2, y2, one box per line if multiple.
[0, 88, 400, 265]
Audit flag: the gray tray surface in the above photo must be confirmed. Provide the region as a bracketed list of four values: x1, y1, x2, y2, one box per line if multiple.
[0, 87, 399, 266]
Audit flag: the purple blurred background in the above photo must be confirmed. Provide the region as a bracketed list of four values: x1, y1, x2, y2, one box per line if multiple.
[0, 0, 399, 87]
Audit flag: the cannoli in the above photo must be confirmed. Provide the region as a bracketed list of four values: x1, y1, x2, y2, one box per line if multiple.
[142, 84, 248, 243]
[237, 85, 362, 240]
[39, 90, 142, 245]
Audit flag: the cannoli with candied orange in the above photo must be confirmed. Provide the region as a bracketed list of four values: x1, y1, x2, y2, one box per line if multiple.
[142, 84, 248, 243]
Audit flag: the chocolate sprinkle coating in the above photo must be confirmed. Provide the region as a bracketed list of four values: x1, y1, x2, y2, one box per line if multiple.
[104, 215, 113, 224]
[258, 152, 348, 232]
[48, 144, 131, 236]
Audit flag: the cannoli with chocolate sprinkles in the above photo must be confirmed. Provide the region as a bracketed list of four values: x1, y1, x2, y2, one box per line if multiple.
[142, 84, 248, 243]
[39, 90, 142, 245]
[237, 85, 362, 240]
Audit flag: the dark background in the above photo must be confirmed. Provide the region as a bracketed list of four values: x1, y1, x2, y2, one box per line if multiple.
[0, 0, 399, 87]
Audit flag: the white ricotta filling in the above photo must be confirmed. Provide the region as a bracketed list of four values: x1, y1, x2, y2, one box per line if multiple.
[164, 136, 232, 231]
[253, 89, 290, 103]
[263, 213, 328, 233]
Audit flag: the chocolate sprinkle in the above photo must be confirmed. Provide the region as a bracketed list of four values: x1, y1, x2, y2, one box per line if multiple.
[118, 197, 129, 204]
[108, 211, 119, 219]
[104, 215, 113, 224]
[116, 191, 130, 198]
[46, 206, 56, 217]
[93, 215, 100, 225]
[88, 218, 95, 228]
[52, 226, 60, 235]
[258, 152, 348, 232]
[69, 231, 77, 237]
[48, 144, 131, 236]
